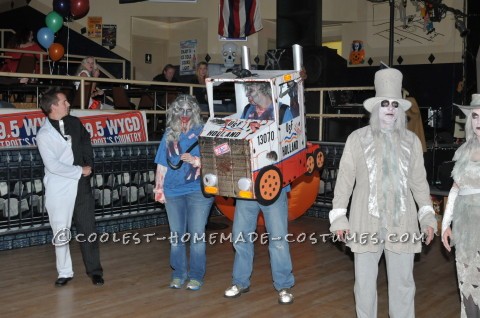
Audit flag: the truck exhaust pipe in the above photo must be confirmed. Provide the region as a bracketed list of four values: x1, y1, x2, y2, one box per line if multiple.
[292, 44, 303, 71]
[241, 46, 251, 70]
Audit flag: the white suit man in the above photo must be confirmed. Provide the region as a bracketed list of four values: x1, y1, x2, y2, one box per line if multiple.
[37, 89, 104, 287]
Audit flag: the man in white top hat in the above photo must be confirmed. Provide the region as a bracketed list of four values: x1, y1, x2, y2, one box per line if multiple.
[329, 68, 437, 318]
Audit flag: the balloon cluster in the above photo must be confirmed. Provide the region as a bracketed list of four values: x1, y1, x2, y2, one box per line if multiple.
[37, 0, 90, 61]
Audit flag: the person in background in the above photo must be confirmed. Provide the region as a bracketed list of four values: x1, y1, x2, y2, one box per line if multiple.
[191, 61, 208, 112]
[224, 81, 295, 305]
[153, 64, 178, 82]
[153, 94, 214, 291]
[36, 88, 104, 287]
[74, 56, 113, 109]
[405, 94, 427, 152]
[1, 28, 43, 73]
[75, 56, 104, 99]
[329, 68, 436, 318]
[442, 93, 480, 318]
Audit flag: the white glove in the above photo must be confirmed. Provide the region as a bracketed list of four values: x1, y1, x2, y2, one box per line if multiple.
[441, 186, 458, 236]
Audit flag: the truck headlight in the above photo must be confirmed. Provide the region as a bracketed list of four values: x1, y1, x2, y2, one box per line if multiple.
[237, 178, 252, 191]
[203, 174, 217, 187]
[237, 178, 253, 199]
[203, 173, 218, 195]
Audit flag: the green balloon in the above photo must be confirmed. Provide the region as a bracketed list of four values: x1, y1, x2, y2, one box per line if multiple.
[45, 11, 63, 33]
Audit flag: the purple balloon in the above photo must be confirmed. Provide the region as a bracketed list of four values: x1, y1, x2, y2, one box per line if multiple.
[52, 0, 71, 18]
[37, 27, 54, 49]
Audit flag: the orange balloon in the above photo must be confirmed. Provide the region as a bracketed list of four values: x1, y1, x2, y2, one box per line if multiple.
[48, 43, 65, 61]
[215, 171, 321, 226]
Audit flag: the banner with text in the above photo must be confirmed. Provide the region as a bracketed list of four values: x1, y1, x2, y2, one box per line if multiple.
[0, 110, 148, 147]
[179, 39, 197, 76]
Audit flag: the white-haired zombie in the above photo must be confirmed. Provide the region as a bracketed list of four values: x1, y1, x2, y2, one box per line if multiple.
[442, 94, 480, 318]
[154, 94, 214, 291]
[329, 68, 436, 318]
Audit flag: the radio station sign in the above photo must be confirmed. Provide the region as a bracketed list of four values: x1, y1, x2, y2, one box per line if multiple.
[0, 109, 148, 147]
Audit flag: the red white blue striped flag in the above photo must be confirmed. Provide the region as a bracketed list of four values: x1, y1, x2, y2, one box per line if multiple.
[218, 0, 263, 38]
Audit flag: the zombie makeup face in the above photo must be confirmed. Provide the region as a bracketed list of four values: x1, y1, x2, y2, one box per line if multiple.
[179, 105, 193, 124]
[245, 84, 260, 104]
[379, 99, 399, 128]
[471, 109, 480, 140]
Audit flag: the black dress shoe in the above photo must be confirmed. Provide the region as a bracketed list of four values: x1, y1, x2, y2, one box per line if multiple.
[55, 277, 73, 287]
[91, 274, 104, 286]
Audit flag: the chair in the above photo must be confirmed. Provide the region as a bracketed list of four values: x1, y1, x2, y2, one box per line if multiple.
[71, 83, 92, 109]
[15, 55, 37, 74]
[11, 55, 38, 102]
[138, 93, 155, 110]
[112, 86, 134, 110]
[138, 93, 157, 135]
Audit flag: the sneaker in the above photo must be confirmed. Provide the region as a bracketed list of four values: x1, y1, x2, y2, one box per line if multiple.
[169, 278, 184, 289]
[278, 288, 294, 305]
[186, 279, 203, 291]
[224, 285, 250, 298]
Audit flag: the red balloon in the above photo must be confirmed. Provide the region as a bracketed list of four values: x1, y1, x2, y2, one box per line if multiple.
[48, 43, 65, 61]
[70, 0, 89, 19]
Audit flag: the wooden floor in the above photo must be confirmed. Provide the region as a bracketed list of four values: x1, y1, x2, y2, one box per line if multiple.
[1, 215, 460, 318]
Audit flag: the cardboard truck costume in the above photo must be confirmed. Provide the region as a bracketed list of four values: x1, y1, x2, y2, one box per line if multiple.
[199, 67, 322, 206]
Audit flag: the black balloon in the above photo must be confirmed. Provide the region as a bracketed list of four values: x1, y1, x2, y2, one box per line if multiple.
[53, 0, 71, 18]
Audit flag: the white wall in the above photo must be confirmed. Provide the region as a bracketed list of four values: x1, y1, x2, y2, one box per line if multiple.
[30, 0, 464, 69]
[323, 0, 463, 65]
[31, 0, 276, 65]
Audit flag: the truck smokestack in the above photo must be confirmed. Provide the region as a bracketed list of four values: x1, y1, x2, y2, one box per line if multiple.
[241, 46, 251, 70]
[292, 44, 303, 71]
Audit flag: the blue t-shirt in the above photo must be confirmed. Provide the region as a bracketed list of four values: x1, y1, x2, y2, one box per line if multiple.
[154, 125, 203, 197]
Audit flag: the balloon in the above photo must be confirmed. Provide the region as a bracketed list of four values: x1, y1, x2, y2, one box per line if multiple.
[37, 27, 54, 49]
[48, 43, 65, 61]
[46, 11, 63, 33]
[53, 0, 71, 18]
[70, 0, 89, 19]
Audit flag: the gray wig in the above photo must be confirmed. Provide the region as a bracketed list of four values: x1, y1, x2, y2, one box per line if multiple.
[452, 111, 480, 179]
[165, 94, 203, 142]
[464, 111, 475, 141]
[244, 82, 272, 99]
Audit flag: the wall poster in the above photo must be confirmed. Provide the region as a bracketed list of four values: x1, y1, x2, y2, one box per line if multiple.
[179, 39, 197, 76]
[88, 16, 103, 38]
[102, 25, 117, 47]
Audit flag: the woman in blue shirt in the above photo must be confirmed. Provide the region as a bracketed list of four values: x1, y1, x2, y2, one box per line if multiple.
[154, 94, 214, 291]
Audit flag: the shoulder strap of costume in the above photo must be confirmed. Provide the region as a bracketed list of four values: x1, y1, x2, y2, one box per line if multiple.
[241, 104, 251, 119]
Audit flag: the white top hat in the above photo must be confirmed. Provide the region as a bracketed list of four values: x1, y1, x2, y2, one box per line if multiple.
[454, 93, 480, 116]
[363, 68, 412, 112]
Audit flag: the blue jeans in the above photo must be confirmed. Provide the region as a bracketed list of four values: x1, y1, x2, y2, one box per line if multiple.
[232, 188, 295, 291]
[165, 191, 214, 282]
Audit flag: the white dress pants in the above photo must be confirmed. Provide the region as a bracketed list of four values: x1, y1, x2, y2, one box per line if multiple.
[354, 246, 415, 318]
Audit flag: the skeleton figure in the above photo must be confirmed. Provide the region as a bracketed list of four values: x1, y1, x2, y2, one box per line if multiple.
[222, 43, 238, 69]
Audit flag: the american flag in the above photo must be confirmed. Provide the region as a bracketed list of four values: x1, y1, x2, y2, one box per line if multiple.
[218, 0, 263, 38]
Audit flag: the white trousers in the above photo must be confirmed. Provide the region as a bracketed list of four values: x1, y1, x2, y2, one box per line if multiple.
[46, 190, 76, 279]
[354, 247, 415, 318]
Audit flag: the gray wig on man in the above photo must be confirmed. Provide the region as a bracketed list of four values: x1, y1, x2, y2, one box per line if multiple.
[165, 94, 203, 142]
